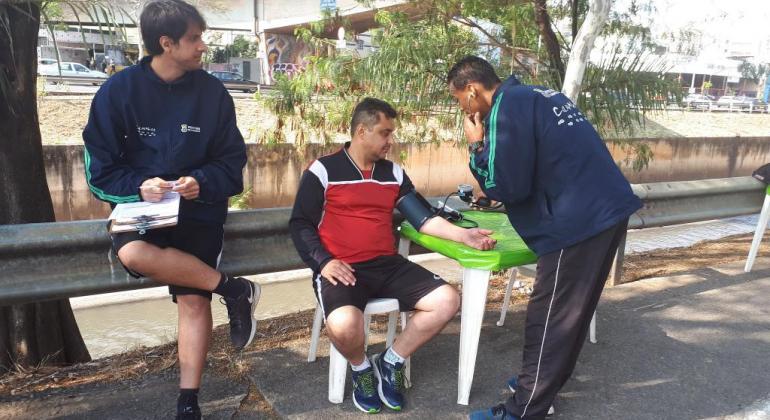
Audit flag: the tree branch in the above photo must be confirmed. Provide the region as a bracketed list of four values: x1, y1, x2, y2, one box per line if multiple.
[451, 16, 536, 79]
[451, 16, 510, 53]
[532, 0, 565, 84]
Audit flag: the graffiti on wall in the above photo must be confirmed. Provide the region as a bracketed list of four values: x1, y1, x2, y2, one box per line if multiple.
[265, 33, 311, 78]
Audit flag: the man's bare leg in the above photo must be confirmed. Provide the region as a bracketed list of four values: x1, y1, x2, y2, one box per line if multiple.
[118, 241, 259, 351]
[391, 284, 459, 358]
[177, 294, 213, 389]
[324, 305, 366, 365]
[118, 241, 220, 290]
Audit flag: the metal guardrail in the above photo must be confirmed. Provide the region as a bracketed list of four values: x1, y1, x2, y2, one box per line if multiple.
[42, 75, 106, 86]
[40, 74, 268, 93]
[629, 177, 765, 229]
[0, 177, 765, 306]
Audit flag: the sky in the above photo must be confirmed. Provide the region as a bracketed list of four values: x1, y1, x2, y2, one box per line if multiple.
[630, 0, 770, 45]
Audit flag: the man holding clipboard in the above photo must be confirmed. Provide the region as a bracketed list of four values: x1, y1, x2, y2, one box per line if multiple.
[82, 1, 255, 418]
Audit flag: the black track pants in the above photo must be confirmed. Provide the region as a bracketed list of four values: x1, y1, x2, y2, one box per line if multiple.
[506, 219, 629, 420]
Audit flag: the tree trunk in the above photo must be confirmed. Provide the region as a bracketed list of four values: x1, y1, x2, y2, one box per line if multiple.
[561, 0, 611, 101]
[533, 0, 565, 85]
[0, 2, 91, 373]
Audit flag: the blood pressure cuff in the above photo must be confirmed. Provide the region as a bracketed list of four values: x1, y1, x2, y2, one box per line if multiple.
[396, 190, 436, 231]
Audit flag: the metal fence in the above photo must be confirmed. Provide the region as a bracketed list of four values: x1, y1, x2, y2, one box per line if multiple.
[41, 74, 268, 93]
[0, 177, 765, 306]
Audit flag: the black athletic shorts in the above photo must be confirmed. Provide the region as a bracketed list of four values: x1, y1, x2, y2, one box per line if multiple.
[312, 254, 448, 318]
[111, 220, 224, 302]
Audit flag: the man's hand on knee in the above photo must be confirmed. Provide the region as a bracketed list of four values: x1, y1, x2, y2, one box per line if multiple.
[321, 259, 357, 286]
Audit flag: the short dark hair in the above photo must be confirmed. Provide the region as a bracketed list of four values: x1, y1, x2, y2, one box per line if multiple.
[447, 56, 501, 90]
[350, 97, 398, 137]
[140, 0, 207, 56]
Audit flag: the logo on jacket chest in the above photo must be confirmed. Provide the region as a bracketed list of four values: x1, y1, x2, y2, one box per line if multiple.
[181, 124, 200, 133]
[137, 126, 156, 137]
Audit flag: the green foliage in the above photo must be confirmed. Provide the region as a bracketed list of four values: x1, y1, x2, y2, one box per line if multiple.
[257, 9, 478, 145]
[208, 35, 259, 63]
[228, 188, 252, 210]
[360, 11, 477, 114]
[578, 35, 682, 135]
[256, 0, 681, 170]
[398, 150, 409, 165]
[210, 47, 227, 63]
[229, 35, 258, 58]
[739, 62, 769, 82]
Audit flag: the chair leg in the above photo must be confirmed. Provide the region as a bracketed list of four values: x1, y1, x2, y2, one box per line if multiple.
[401, 312, 411, 388]
[398, 237, 411, 257]
[746, 194, 770, 272]
[385, 311, 398, 348]
[363, 314, 372, 351]
[497, 268, 518, 326]
[328, 343, 348, 404]
[308, 303, 324, 362]
[589, 311, 597, 344]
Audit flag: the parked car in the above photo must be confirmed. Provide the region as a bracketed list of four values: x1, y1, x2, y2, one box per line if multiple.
[683, 93, 715, 110]
[744, 97, 767, 110]
[716, 95, 765, 110]
[208, 71, 259, 92]
[38, 62, 108, 81]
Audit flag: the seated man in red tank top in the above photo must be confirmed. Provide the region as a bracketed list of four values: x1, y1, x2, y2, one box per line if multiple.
[289, 97, 496, 413]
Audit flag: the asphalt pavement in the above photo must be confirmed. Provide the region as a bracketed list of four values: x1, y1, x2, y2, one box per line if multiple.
[2, 257, 768, 419]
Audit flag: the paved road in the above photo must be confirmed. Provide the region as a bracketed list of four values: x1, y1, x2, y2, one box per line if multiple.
[3, 257, 768, 419]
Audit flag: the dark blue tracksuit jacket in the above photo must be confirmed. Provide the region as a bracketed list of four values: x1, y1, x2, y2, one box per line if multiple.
[83, 56, 246, 225]
[470, 76, 642, 256]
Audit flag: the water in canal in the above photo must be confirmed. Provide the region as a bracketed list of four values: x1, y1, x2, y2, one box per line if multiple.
[73, 277, 317, 358]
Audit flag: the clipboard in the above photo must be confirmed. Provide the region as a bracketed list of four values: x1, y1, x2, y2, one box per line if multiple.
[108, 192, 180, 234]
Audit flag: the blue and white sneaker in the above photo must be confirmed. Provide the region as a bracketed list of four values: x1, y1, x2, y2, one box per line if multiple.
[351, 365, 382, 414]
[372, 351, 405, 410]
[507, 376, 555, 416]
[469, 404, 520, 420]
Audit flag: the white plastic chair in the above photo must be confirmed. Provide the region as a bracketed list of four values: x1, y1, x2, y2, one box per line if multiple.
[745, 186, 770, 272]
[497, 266, 597, 344]
[307, 298, 411, 403]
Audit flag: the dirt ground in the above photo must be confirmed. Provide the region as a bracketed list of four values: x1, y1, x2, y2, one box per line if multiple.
[37, 96, 770, 145]
[0, 231, 766, 417]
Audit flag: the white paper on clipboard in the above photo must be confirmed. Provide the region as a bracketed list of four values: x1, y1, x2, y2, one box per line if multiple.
[108, 191, 180, 233]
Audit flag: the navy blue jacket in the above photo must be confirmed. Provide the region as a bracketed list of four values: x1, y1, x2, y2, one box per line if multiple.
[470, 76, 642, 256]
[83, 56, 246, 224]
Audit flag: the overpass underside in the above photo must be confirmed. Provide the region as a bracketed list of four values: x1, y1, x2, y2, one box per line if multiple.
[263, 0, 421, 36]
